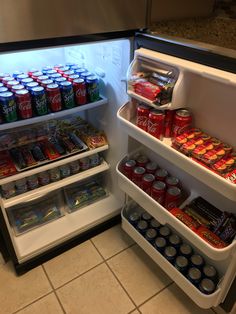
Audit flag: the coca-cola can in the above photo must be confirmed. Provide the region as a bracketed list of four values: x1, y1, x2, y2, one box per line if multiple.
[136, 155, 149, 167]
[40, 79, 53, 88]
[151, 181, 166, 205]
[136, 104, 150, 131]
[155, 168, 168, 181]
[15, 89, 33, 119]
[123, 159, 136, 179]
[172, 109, 192, 138]
[46, 83, 62, 112]
[164, 110, 175, 137]
[166, 176, 180, 188]
[73, 78, 87, 105]
[132, 166, 146, 187]
[164, 187, 182, 210]
[148, 109, 165, 140]
[145, 162, 158, 174]
[142, 173, 155, 194]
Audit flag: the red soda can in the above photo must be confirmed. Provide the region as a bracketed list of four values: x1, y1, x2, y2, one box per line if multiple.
[172, 109, 192, 138]
[0, 73, 10, 82]
[132, 167, 146, 187]
[46, 83, 62, 112]
[151, 181, 166, 205]
[164, 110, 175, 137]
[7, 80, 19, 89]
[41, 79, 53, 88]
[136, 104, 150, 131]
[148, 109, 165, 140]
[136, 155, 149, 167]
[165, 176, 180, 188]
[145, 162, 158, 174]
[155, 168, 168, 181]
[142, 173, 155, 194]
[123, 159, 136, 179]
[31, 71, 43, 80]
[164, 187, 182, 210]
[57, 66, 70, 74]
[28, 68, 38, 77]
[63, 70, 74, 78]
[73, 78, 87, 105]
[15, 89, 33, 119]
[2, 76, 14, 85]
[11, 84, 25, 93]
[68, 74, 80, 82]
[37, 75, 49, 83]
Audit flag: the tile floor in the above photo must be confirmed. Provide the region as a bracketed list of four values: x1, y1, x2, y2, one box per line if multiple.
[0, 224, 234, 314]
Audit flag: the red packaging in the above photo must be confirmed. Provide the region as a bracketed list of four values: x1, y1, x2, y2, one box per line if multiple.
[122, 159, 136, 179]
[41, 142, 60, 160]
[73, 78, 87, 105]
[141, 173, 155, 194]
[164, 110, 175, 137]
[172, 109, 192, 137]
[145, 162, 158, 174]
[22, 148, 37, 166]
[134, 81, 161, 101]
[132, 166, 146, 187]
[180, 139, 196, 156]
[165, 176, 180, 188]
[136, 155, 149, 167]
[170, 207, 199, 231]
[0, 151, 17, 178]
[192, 144, 207, 160]
[164, 187, 182, 210]
[155, 168, 168, 181]
[224, 169, 236, 184]
[15, 89, 33, 119]
[172, 133, 189, 149]
[196, 226, 227, 248]
[46, 83, 62, 112]
[147, 109, 165, 140]
[136, 104, 150, 132]
[151, 181, 166, 205]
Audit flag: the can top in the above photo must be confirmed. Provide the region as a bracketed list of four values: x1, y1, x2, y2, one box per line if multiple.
[150, 218, 161, 229]
[64, 70, 74, 75]
[13, 70, 23, 76]
[0, 73, 10, 78]
[17, 74, 29, 80]
[47, 83, 59, 89]
[12, 84, 24, 90]
[141, 212, 152, 221]
[73, 78, 85, 84]
[155, 168, 168, 178]
[53, 64, 63, 69]
[176, 109, 191, 117]
[86, 75, 98, 82]
[129, 212, 140, 223]
[199, 278, 215, 294]
[155, 237, 166, 248]
[75, 68, 87, 74]
[3, 77, 14, 82]
[180, 243, 192, 256]
[71, 65, 81, 70]
[175, 256, 188, 268]
[60, 81, 72, 87]
[137, 220, 148, 231]
[59, 66, 70, 72]
[27, 82, 39, 88]
[0, 91, 13, 98]
[166, 176, 179, 186]
[134, 166, 146, 175]
[164, 246, 177, 258]
[41, 79, 54, 85]
[149, 109, 165, 116]
[169, 234, 181, 246]
[31, 86, 44, 93]
[125, 159, 136, 168]
[143, 173, 155, 182]
[0, 87, 8, 92]
[68, 74, 80, 80]
[159, 226, 171, 237]
[21, 78, 33, 84]
[167, 187, 181, 196]
[15, 89, 29, 95]
[32, 71, 43, 77]
[7, 80, 19, 86]
[203, 265, 217, 278]
[47, 70, 57, 75]
[43, 66, 53, 71]
[146, 162, 158, 171]
[190, 254, 204, 267]
[38, 75, 49, 80]
[188, 267, 202, 281]
[152, 181, 166, 190]
[81, 71, 92, 77]
[50, 73, 62, 78]
[145, 228, 157, 240]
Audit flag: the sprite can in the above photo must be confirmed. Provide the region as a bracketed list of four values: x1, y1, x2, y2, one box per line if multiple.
[86, 75, 100, 102]
[59, 81, 75, 109]
[0, 91, 18, 122]
[31, 86, 48, 116]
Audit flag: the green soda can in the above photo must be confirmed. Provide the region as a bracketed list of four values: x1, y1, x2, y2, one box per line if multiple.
[0, 91, 17, 122]
[86, 75, 100, 102]
[31, 86, 48, 116]
[59, 81, 75, 109]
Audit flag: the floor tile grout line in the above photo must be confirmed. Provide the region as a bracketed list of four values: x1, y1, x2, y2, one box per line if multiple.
[90, 240, 139, 312]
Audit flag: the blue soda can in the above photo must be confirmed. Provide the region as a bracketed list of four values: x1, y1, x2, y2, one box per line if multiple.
[54, 77, 67, 84]
[46, 70, 57, 77]
[42, 66, 53, 74]
[80, 71, 93, 80]
[12, 71, 24, 78]
[75, 68, 87, 76]
[21, 78, 34, 86]
[31, 86, 48, 116]
[16, 74, 29, 82]
[0, 83, 3, 88]
[70, 65, 81, 71]
[60, 81, 75, 109]
[50, 73, 62, 81]
[26, 82, 39, 91]
[0, 87, 8, 93]
[86, 75, 99, 102]
[0, 91, 17, 122]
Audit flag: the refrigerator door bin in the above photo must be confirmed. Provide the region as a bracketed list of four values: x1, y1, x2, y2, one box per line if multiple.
[116, 153, 236, 261]
[117, 101, 236, 202]
[121, 201, 224, 309]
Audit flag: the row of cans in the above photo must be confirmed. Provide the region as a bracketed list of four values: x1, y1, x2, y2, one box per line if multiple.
[127, 208, 218, 295]
[0, 64, 100, 123]
[122, 154, 183, 210]
[1, 153, 101, 198]
[136, 104, 192, 140]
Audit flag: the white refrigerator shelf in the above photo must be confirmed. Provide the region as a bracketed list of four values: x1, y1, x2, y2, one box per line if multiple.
[127, 90, 171, 110]
[0, 96, 107, 131]
[116, 161, 236, 261]
[3, 160, 110, 208]
[117, 101, 236, 202]
[121, 205, 222, 309]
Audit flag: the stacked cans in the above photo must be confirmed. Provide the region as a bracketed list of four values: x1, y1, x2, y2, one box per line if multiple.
[122, 154, 183, 210]
[127, 207, 219, 295]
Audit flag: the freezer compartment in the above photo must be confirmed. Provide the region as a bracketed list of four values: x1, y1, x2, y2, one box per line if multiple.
[121, 201, 224, 309]
[117, 101, 236, 202]
[7, 192, 64, 236]
[116, 151, 236, 261]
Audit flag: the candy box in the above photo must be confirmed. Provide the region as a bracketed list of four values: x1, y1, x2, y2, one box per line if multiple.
[170, 207, 199, 232]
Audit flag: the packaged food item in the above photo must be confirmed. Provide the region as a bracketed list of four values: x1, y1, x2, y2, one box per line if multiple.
[58, 136, 76, 153]
[31, 86, 48, 116]
[86, 75, 100, 102]
[60, 164, 71, 178]
[27, 175, 39, 190]
[134, 81, 161, 101]
[180, 139, 196, 156]
[31, 145, 46, 162]
[48, 167, 61, 182]
[21, 148, 37, 167]
[38, 171, 50, 186]
[196, 226, 227, 248]
[15, 89, 33, 119]
[69, 160, 80, 174]
[89, 153, 100, 167]
[41, 142, 61, 160]
[79, 157, 90, 171]
[69, 133, 84, 150]
[224, 169, 236, 184]
[15, 178, 28, 194]
[0, 151, 17, 178]
[172, 109, 192, 138]
[147, 109, 165, 140]
[170, 207, 199, 231]
[49, 138, 66, 155]
[1, 182, 16, 199]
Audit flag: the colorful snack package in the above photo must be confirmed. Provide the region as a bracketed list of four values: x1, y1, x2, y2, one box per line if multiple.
[170, 207, 199, 231]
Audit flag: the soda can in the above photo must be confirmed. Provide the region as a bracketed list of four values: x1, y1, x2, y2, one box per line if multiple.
[26, 82, 39, 91]
[187, 267, 202, 286]
[145, 228, 158, 243]
[164, 110, 175, 137]
[40, 79, 54, 88]
[62, 70, 74, 78]
[154, 237, 167, 253]
[142, 173, 155, 194]
[155, 168, 168, 181]
[165, 176, 180, 188]
[141, 211, 152, 222]
[163, 246, 177, 264]
[136, 220, 148, 235]
[70, 65, 81, 71]
[54, 77, 67, 85]
[159, 226, 171, 238]
[179, 243, 193, 258]
[57, 66, 70, 74]
[80, 71, 92, 80]
[75, 68, 87, 76]
[123, 159, 136, 179]
[16, 74, 29, 82]
[6, 80, 20, 89]
[128, 212, 140, 226]
[172, 109, 192, 137]
[27, 175, 39, 190]
[46, 84, 62, 112]
[69, 160, 80, 174]
[1, 182, 16, 199]
[50, 73, 62, 81]
[66, 62, 75, 68]
[89, 153, 100, 167]
[0, 87, 8, 93]
[168, 234, 182, 248]
[86, 75, 100, 102]
[68, 74, 80, 82]
[73, 78, 87, 105]
[21, 78, 33, 86]
[150, 218, 161, 230]
[136, 155, 149, 167]
[37, 75, 49, 83]
[190, 254, 205, 269]
[31, 86, 48, 116]
[42, 66, 53, 74]
[15, 178, 28, 194]
[44, 70, 57, 78]
[151, 181, 166, 205]
[31, 71, 43, 80]
[0, 73, 10, 82]
[11, 84, 25, 93]
[12, 71, 24, 79]
[59, 164, 71, 178]
[174, 256, 189, 274]
[136, 104, 150, 131]
[38, 171, 50, 186]
[53, 64, 63, 70]
[28, 68, 38, 77]
[2, 76, 15, 86]
[0, 83, 3, 88]
[59, 81, 75, 109]
[79, 157, 90, 170]
[0, 92, 17, 122]
[132, 166, 146, 187]
[164, 187, 182, 210]
[148, 109, 165, 140]
[49, 167, 61, 182]
[203, 265, 218, 283]
[199, 278, 216, 295]
[145, 162, 158, 175]
[15, 89, 33, 119]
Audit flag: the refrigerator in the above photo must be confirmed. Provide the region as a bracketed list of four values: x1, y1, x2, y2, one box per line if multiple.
[0, 1, 236, 311]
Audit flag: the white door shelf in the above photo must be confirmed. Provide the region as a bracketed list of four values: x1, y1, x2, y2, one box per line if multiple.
[3, 160, 110, 208]
[0, 97, 107, 131]
[116, 161, 236, 261]
[0, 145, 109, 185]
[121, 206, 222, 309]
[117, 101, 236, 202]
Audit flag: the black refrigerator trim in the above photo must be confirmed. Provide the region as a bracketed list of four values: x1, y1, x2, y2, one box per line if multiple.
[134, 33, 236, 74]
